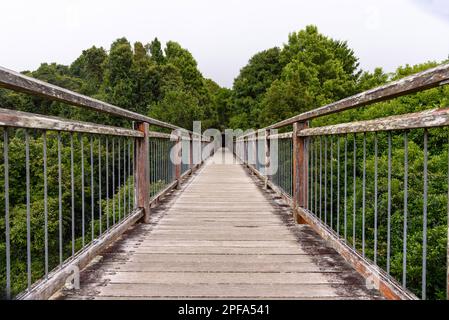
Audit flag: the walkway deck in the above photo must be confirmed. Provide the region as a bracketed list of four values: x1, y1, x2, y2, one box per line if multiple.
[54, 149, 382, 300]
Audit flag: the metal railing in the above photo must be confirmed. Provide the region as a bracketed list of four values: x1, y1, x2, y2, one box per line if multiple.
[236, 63, 449, 300]
[0, 66, 211, 299]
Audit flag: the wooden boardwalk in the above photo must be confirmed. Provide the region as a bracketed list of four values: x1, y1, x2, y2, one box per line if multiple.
[54, 149, 382, 300]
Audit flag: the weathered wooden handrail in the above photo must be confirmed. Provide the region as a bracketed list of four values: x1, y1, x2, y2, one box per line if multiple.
[0, 108, 143, 137]
[267, 62, 449, 129]
[0, 66, 207, 140]
[298, 107, 449, 136]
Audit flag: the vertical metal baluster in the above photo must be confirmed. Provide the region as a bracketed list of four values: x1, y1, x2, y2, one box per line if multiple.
[281, 141, 284, 190]
[309, 138, 313, 211]
[325, 136, 328, 225]
[304, 137, 308, 209]
[81, 136, 85, 246]
[280, 140, 283, 188]
[285, 140, 288, 192]
[447, 136, 449, 301]
[58, 132, 63, 267]
[362, 133, 366, 257]
[315, 138, 318, 215]
[149, 139, 152, 198]
[90, 135, 94, 241]
[166, 139, 168, 184]
[273, 139, 275, 186]
[133, 138, 136, 208]
[282, 140, 284, 190]
[353, 134, 357, 249]
[112, 138, 115, 225]
[374, 132, 378, 265]
[319, 137, 322, 221]
[387, 132, 392, 274]
[156, 139, 159, 194]
[307, 137, 313, 211]
[344, 134, 348, 241]
[165, 139, 167, 186]
[422, 129, 428, 299]
[43, 131, 48, 278]
[118, 138, 121, 221]
[403, 131, 408, 288]
[71, 133, 75, 257]
[447, 135, 449, 301]
[330, 136, 333, 230]
[337, 136, 340, 236]
[123, 138, 126, 216]
[4, 129, 11, 299]
[106, 137, 109, 231]
[25, 130, 31, 290]
[291, 140, 293, 195]
[276, 140, 279, 189]
[277, 140, 284, 188]
[98, 138, 102, 235]
[128, 140, 131, 214]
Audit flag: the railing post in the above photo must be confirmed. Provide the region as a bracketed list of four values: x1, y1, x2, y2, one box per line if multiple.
[253, 132, 258, 169]
[293, 121, 308, 223]
[189, 133, 194, 173]
[175, 135, 182, 188]
[135, 122, 150, 223]
[264, 130, 271, 183]
[243, 138, 246, 164]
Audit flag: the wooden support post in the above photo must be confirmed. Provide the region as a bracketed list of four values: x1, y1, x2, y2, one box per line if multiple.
[175, 135, 182, 189]
[253, 132, 258, 169]
[135, 122, 150, 223]
[244, 138, 248, 165]
[264, 130, 271, 188]
[293, 122, 308, 224]
[189, 133, 194, 173]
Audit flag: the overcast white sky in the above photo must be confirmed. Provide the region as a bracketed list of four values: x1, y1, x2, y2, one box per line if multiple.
[1, 0, 448, 88]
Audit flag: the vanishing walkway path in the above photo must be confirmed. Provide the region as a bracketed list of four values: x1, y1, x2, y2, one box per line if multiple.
[54, 149, 382, 300]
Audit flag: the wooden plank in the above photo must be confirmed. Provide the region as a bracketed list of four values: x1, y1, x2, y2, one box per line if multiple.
[118, 246, 330, 255]
[130, 240, 316, 247]
[267, 62, 449, 129]
[96, 283, 377, 299]
[143, 234, 298, 241]
[0, 107, 143, 137]
[299, 107, 449, 136]
[106, 271, 352, 285]
[98, 261, 345, 273]
[105, 253, 329, 264]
